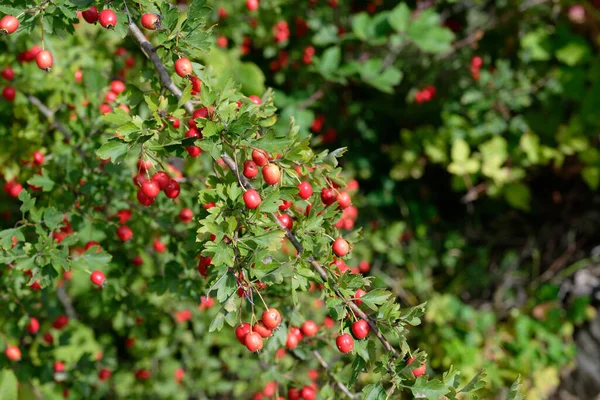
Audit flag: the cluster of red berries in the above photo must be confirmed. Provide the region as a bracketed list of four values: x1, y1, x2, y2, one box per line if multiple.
[273, 20, 290, 43]
[133, 160, 181, 206]
[236, 308, 282, 352]
[99, 79, 130, 115]
[414, 85, 437, 103]
[80, 7, 117, 29]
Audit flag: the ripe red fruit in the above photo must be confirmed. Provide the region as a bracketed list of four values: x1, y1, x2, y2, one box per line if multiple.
[2, 86, 16, 102]
[54, 361, 65, 373]
[243, 189, 261, 209]
[332, 237, 349, 257]
[243, 160, 258, 178]
[99, 103, 112, 114]
[288, 388, 301, 400]
[252, 149, 269, 167]
[263, 381, 277, 397]
[336, 333, 354, 353]
[235, 323, 251, 344]
[116, 225, 133, 241]
[308, 369, 318, 381]
[164, 179, 181, 198]
[301, 386, 316, 400]
[135, 369, 151, 380]
[43, 332, 54, 344]
[98, 368, 112, 381]
[151, 171, 170, 190]
[262, 164, 281, 185]
[0, 15, 19, 34]
[174, 58, 193, 77]
[137, 189, 155, 206]
[132, 255, 143, 266]
[298, 181, 313, 200]
[32, 151, 45, 165]
[277, 213, 293, 230]
[82, 6, 99, 24]
[141, 181, 160, 198]
[358, 260, 370, 273]
[190, 75, 202, 95]
[169, 116, 180, 128]
[249, 95, 262, 105]
[262, 308, 282, 329]
[175, 368, 185, 384]
[244, 332, 263, 352]
[179, 208, 193, 223]
[186, 145, 201, 157]
[246, 0, 259, 11]
[351, 320, 370, 339]
[197, 255, 212, 276]
[407, 356, 427, 377]
[90, 270, 106, 286]
[216, 36, 228, 48]
[141, 13, 159, 30]
[98, 9, 117, 29]
[110, 80, 126, 94]
[153, 240, 166, 253]
[1, 66, 14, 81]
[300, 320, 318, 337]
[337, 192, 351, 209]
[5, 346, 21, 361]
[52, 315, 69, 330]
[321, 188, 336, 205]
[279, 200, 292, 210]
[354, 288, 366, 306]
[285, 332, 299, 349]
[253, 321, 272, 338]
[27, 317, 40, 334]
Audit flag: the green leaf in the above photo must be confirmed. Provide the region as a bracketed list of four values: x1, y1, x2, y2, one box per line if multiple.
[407, 9, 454, 53]
[411, 377, 451, 400]
[504, 183, 531, 211]
[18, 190, 36, 213]
[349, 355, 366, 386]
[506, 376, 525, 400]
[556, 40, 590, 67]
[359, 289, 390, 311]
[44, 207, 63, 230]
[362, 383, 386, 400]
[101, 108, 132, 125]
[188, 0, 211, 23]
[27, 170, 55, 192]
[0, 368, 18, 400]
[389, 3, 410, 33]
[96, 140, 129, 163]
[236, 62, 266, 96]
[582, 166, 599, 190]
[352, 13, 370, 41]
[72, 250, 112, 271]
[459, 369, 487, 394]
[318, 47, 341, 75]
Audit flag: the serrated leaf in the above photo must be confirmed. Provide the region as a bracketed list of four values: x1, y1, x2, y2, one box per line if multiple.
[96, 140, 129, 163]
[18, 190, 36, 213]
[389, 3, 410, 32]
[362, 383, 386, 400]
[0, 368, 18, 400]
[411, 377, 451, 399]
[359, 289, 390, 311]
[27, 170, 55, 192]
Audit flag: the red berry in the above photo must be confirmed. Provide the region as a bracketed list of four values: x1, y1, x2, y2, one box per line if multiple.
[300, 320, 318, 337]
[285, 331, 299, 349]
[288, 388, 301, 400]
[261, 308, 282, 329]
[336, 192, 351, 209]
[32, 151, 45, 165]
[98, 368, 112, 381]
[301, 386, 316, 400]
[246, 0, 259, 11]
[116, 225, 133, 241]
[90, 270, 106, 286]
[262, 164, 281, 185]
[263, 381, 277, 397]
[135, 369, 151, 380]
[2, 86, 16, 102]
[151, 171, 170, 190]
[249, 95, 262, 105]
[407, 356, 427, 377]
[174, 58, 193, 77]
[169, 116, 180, 128]
[244, 332, 263, 352]
[82, 6, 99, 24]
[132, 255, 143, 266]
[141, 181, 160, 198]
[0, 15, 19, 34]
[141, 13, 159, 30]
[253, 321, 272, 338]
[175, 368, 185, 384]
[235, 323, 251, 344]
[298, 181, 313, 200]
[153, 240, 166, 253]
[252, 149, 269, 167]
[110, 80, 126, 94]
[27, 317, 40, 334]
[52, 315, 69, 330]
[277, 213, 293, 230]
[216, 36, 228, 48]
[54, 361, 65, 373]
[179, 208, 193, 223]
[332, 237, 349, 257]
[99, 103, 112, 114]
[351, 320, 370, 339]
[190, 75, 202, 94]
[164, 179, 180, 198]
[5, 346, 21, 361]
[243, 160, 258, 178]
[243, 189, 261, 209]
[43, 332, 54, 345]
[336, 333, 354, 353]
[1, 66, 15, 81]
[354, 288, 366, 306]
[98, 9, 117, 29]
[321, 188, 336, 206]
[137, 189, 155, 206]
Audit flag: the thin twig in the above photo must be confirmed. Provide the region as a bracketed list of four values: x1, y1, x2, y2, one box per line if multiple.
[57, 286, 78, 319]
[26, 95, 72, 140]
[313, 350, 356, 399]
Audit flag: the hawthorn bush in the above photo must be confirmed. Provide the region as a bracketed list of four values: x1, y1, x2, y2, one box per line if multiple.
[1, 0, 595, 399]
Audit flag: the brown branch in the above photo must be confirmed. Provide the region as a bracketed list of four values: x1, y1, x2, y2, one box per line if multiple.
[57, 286, 78, 320]
[313, 350, 356, 399]
[127, 21, 194, 115]
[297, 86, 328, 111]
[26, 94, 73, 140]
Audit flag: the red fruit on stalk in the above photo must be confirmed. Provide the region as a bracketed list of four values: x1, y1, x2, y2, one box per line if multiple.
[151, 171, 170, 190]
[2, 86, 15, 102]
[98, 9, 117, 29]
[164, 179, 180, 198]
[332, 237, 349, 257]
[82, 6, 99, 24]
[5, 346, 21, 361]
[300, 320, 318, 337]
[179, 208, 193, 223]
[277, 213, 293, 230]
[243, 189, 261, 209]
[321, 188, 336, 205]
[235, 323, 251, 344]
[351, 320, 370, 339]
[90, 270, 106, 286]
[244, 332, 263, 352]
[1, 66, 15, 81]
[141, 13, 159, 30]
[137, 189, 155, 206]
[262, 164, 281, 185]
[174, 58, 193, 77]
[27, 317, 40, 334]
[253, 321, 272, 338]
[249, 95, 262, 105]
[243, 160, 258, 178]
[252, 149, 269, 166]
[298, 181, 313, 199]
[335, 333, 354, 353]
[116, 225, 133, 241]
[262, 308, 282, 329]
[407, 356, 427, 377]
[0, 15, 19, 34]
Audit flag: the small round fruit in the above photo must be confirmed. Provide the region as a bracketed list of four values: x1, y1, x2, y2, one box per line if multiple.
[246, 0, 259, 11]
[0, 15, 19, 34]
[285, 332, 299, 349]
[335, 333, 354, 353]
[137, 189, 155, 206]
[110, 80, 126, 94]
[151, 171, 170, 190]
[179, 208, 193, 223]
[141, 181, 160, 198]
[277, 213, 293, 230]
[298, 181, 313, 200]
[164, 179, 181, 198]
[300, 386, 316, 400]
[27, 317, 40, 334]
[244, 332, 263, 352]
[5, 346, 21, 361]
[235, 323, 251, 344]
[253, 321, 272, 338]
[2, 86, 16, 102]
[279, 200, 292, 210]
[354, 288, 366, 306]
[262, 308, 282, 329]
[33, 151, 45, 165]
[98, 9, 117, 29]
[407, 356, 427, 377]
[174, 58, 193, 77]
[153, 240, 166, 253]
[351, 320, 370, 339]
[243, 189, 261, 209]
[300, 320, 318, 337]
[116, 225, 133, 241]
[243, 160, 258, 178]
[252, 149, 269, 167]
[98, 368, 112, 381]
[249, 95, 262, 105]
[90, 270, 106, 286]
[337, 192, 351, 209]
[141, 13, 159, 30]
[262, 164, 281, 185]
[54, 361, 65, 373]
[321, 188, 336, 206]
[81, 6, 99, 24]
[1, 66, 15, 81]
[332, 237, 349, 257]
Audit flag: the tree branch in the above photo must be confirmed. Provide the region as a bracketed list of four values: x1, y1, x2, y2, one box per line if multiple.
[127, 22, 194, 115]
[26, 94, 72, 140]
[57, 286, 78, 319]
[313, 350, 356, 399]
